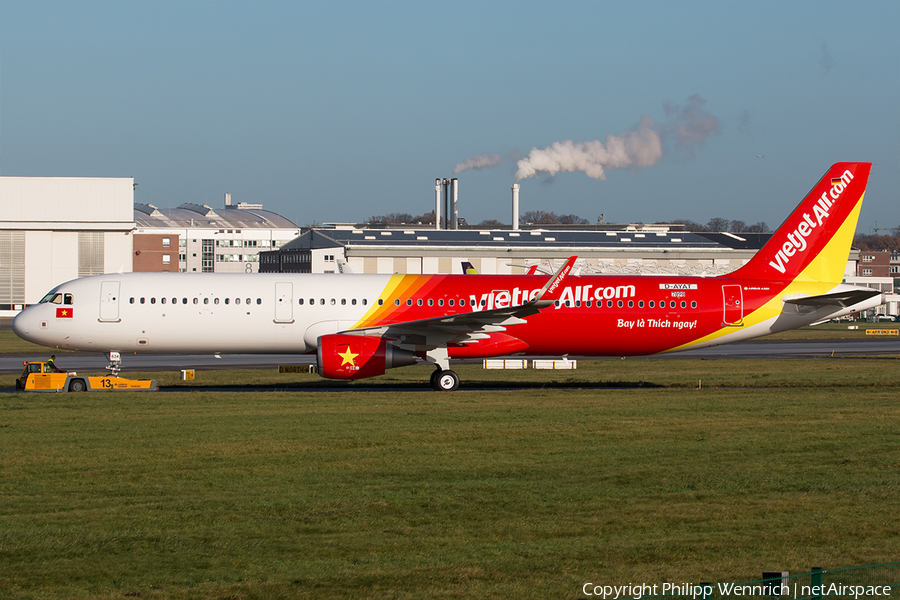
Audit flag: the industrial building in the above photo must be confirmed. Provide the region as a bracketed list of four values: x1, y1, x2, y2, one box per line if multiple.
[1, 176, 135, 310]
[133, 195, 299, 274]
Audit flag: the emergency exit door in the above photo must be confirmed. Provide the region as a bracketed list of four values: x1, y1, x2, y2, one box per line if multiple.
[274, 282, 293, 323]
[99, 281, 120, 322]
[722, 285, 743, 326]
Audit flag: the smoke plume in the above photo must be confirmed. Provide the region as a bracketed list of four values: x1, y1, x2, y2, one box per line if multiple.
[514, 94, 719, 182]
[453, 153, 504, 174]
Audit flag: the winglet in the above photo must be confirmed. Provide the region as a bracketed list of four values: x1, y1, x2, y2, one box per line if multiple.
[531, 256, 577, 306]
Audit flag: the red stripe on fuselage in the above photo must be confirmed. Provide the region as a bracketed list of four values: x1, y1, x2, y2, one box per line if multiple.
[355, 274, 773, 356]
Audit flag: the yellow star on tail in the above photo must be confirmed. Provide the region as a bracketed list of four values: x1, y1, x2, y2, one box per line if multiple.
[338, 346, 358, 367]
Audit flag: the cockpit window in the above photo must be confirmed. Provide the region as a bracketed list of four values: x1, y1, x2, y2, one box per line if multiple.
[40, 293, 63, 304]
[64, 294, 74, 305]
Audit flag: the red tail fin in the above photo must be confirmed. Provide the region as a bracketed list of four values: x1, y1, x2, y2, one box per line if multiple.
[732, 162, 871, 283]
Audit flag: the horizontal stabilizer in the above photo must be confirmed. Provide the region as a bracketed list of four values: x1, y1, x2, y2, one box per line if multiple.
[783, 288, 882, 308]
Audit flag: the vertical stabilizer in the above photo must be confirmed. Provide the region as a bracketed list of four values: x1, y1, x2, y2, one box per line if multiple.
[732, 162, 871, 283]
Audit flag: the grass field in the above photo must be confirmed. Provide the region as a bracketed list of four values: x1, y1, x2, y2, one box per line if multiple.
[1, 359, 898, 599]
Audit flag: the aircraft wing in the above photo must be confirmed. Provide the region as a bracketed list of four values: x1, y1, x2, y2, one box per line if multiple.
[342, 256, 577, 348]
[783, 288, 882, 308]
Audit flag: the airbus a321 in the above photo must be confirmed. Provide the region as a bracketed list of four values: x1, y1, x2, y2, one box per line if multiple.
[12, 162, 882, 391]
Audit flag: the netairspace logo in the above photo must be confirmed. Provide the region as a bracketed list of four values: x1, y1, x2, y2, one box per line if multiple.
[580, 581, 893, 599]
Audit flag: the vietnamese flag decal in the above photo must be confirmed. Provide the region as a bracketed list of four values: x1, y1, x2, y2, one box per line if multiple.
[56, 308, 73, 318]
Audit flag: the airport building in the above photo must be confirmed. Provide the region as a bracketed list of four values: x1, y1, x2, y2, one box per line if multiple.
[1, 179, 298, 312]
[133, 197, 299, 274]
[260, 224, 776, 276]
[1, 176, 135, 310]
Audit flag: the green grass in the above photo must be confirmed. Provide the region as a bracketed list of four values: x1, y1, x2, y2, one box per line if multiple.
[1, 362, 898, 599]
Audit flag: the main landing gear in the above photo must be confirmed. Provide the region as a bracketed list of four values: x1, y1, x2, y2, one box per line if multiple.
[430, 368, 460, 392]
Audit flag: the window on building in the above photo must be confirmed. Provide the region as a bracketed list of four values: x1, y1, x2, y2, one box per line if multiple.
[862, 268, 873, 276]
[162, 238, 170, 247]
[162, 254, 171, 264]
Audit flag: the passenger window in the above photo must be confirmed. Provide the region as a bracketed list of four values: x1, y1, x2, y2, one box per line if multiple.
[438, 299, 444, 307]
[64, 294, 74, 304]
[362, 299, 367, 306]
[394, 299, 400, 306]
[406, 299, 412, 306]
[247, 298, 252, 305]
[448, 299, 454, 307]
[649, 301, 655, 308]
[428, 299, 433, 306]
[586, 300, 592, 308]
[161, 297, 167, 305]
[193, 298, 199, 305]
[140, 298, 145, 304]
[214, 298, 219, 305]
[628, 300, 634, 308]
[563, 300, 569, 307]
[670, 301, 676, 308]
[481, 299, 487, 307]
[378, 299, 384, 306]
[203, 298, 209, 305]
[130, 298, 135, 304]
[298, 298, 303, 305]
[351, 299, 356, 305]
[417, 299, 423, 306]
[257, 298, 262, 305]
[638, 300, 644, 308]
[555, 300, 561, 307]
[330, 298, 336, 305]
[691, 301, 697, 308]
[341, 299, 346, 305]
[236, 298, 241, 305]
[172, 298, 177, 304]
[681, 301, 686, 308]
[617, 300, 623, 308]
[183, 298, 188, 304]
[151, 297, 156, 304]
[607, 300, 613, 308]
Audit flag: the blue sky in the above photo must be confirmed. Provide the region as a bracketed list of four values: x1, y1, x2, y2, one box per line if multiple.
[1, 0, 898, 232]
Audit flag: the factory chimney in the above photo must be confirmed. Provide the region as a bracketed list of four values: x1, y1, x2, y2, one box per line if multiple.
[224, 192, 232, 207]
[450, 178, 459, 230]
[511, 183, 520, 231]
[434, 179, 442, 230]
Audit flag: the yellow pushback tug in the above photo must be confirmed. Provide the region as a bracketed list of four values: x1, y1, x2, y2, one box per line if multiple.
[15, 361, 157, 392]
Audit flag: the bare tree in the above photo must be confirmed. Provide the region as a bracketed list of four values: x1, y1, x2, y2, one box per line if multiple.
[706, 217, 731, 232]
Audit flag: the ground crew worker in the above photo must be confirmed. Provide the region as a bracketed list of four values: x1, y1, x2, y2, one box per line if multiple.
[47, 355, 63, 373]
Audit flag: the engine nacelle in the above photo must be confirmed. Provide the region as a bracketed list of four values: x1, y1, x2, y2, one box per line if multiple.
[317, 334, 417, 380]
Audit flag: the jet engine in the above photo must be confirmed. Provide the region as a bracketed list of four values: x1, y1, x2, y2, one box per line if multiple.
[317, 333, 418, 380]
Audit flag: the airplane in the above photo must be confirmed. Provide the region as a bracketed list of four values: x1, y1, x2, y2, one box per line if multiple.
[12, 163, 883, 391]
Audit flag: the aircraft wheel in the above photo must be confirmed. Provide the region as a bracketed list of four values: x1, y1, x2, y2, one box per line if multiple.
[435, 370, 460, 392]
[429, 368, 442, 389]
[69, 379, 87, 392]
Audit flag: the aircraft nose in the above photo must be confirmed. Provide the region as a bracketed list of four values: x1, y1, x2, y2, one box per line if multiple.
[11, 309, 34, 341]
